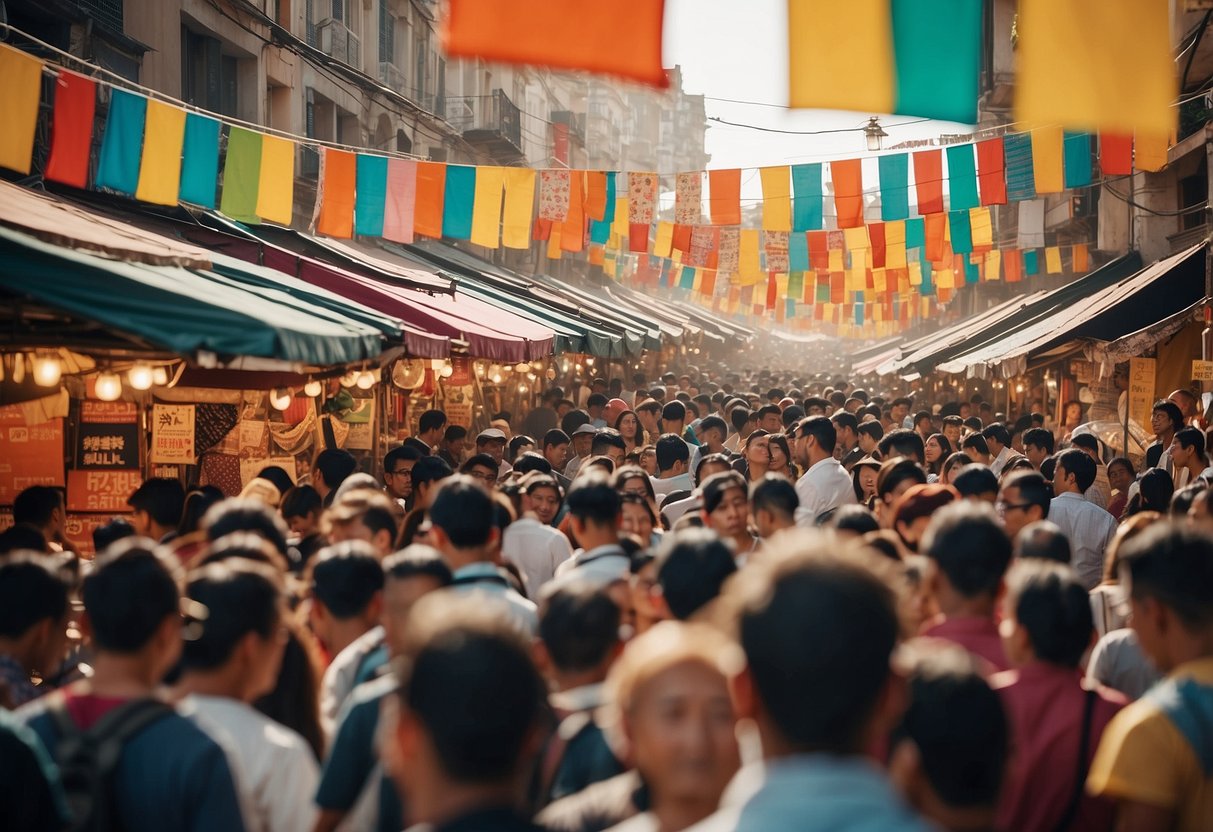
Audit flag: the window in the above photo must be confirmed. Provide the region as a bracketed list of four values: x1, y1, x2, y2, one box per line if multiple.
[379, 0, 395, 64]
[181, 28, 238, 117]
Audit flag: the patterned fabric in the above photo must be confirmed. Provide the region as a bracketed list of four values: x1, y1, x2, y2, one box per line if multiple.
[717, 228, 740, 274]
[673, 172, 702, 224]
[538, 170, 570, 221]
[200, 452, 242, 497]
[763, 231, 790, 272]
[627, 172, 658, 224]
[194, 403, 239, 458]
[688, 225, 717, 268]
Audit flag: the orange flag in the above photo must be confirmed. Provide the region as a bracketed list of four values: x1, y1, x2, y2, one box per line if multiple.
[442, 0, 667, 87]
[831, 159, 864, 229]
[709, 169, 742, 226]
[316, 149, 357, 238]
[414, 162, 447, 239]
[585, 171, 607, 221]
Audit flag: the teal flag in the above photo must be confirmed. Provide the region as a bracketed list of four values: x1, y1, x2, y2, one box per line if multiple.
[679, 267, 696, 290]
[789, 232, 809, 272]
[96, 89, 147, 195]
[949, 209, 972, 254]
[179, 113, 221, 208]
[442, 165, 476, 240]
[945, 143, 979, 210]
[905, 216, 925, 252]
[355, 154, 388, 237]
[590, 171, 616, 244]
[891, 0, 982, 124]
[878, 154, 910, 221]
[1004, 133, 1037, 202]
[788, 272, 804, 302]
[964, 256, 980, 284]
[1064, 132, 1092, 188]
[1024, 248, 1040, 275]
[792, 163, 823, 231]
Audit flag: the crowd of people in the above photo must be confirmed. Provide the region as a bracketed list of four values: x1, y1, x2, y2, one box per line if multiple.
[0, 366, 1211, 832]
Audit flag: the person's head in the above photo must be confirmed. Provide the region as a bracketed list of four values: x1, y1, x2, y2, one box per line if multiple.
[830, 504, 881, 539]
[697, 415, 728, 451]
[93, 518, 135, 553]
[504, 434, 534, 466]
[1169, 388, 1199, 420]
[519, 473, 562, 526]
[389, 597, 547, 806]
[729, 406, 754, 438]
[941, 415, 963, 446]
[878, 429, 925, 466]
[254, 465, 294, 497]
[922, 502, 1011, 612]
[1062, 400, 1083, 425]
[980, 423, 1011, 455]
[1012, 521, 1071, 564]
[181, 560, 286, 701]
[1001, 559, 1093, 669]
[619, 493, 657, 543]
[280, 485, 323, 539]
[603, 622, 742, 814]
[474, 429, 509, 466]
[1107, 456, 1135, 495]
[1021, 427, 1054, 470]
[742, 429, 771, 471]
[325, 491, 400, 557]
[728, 537, 901, 755]
[127, 478, 186, 539]
[537, 581, 623, 684]
[700, 471, 750, 542]
[913, 411, 933, 436]
[384, 445, 424, 500]
[459, 452, 501, 490]
[1118, 521, 1213, 672]
[381, 546, 453, 657]
[794, 416, 837, 468]
[997, 471, 1051, 539]
[410, 455, 454, 509]
[875, 458, 929, 520]
[614, 409, 640, 441]
[428, 476, 497, 560]
[586, 393, 608, 419]
[1166, 480, 1200, 517]
[0, 553, 72, 679]
[314, 449, 358, 500]
[890, 484, 959, 552]
[922, 434, 952, 470]
[566, 474, 623, 545]
[81, 541, 182, 678]
[749, 474, 799, 539]
[661, 400, 688, 433]
[541, 428, 571, 470]
[417, 409, 448, 441]
[1053, 448, 1096, 495]
[13, 485, 65, 541]
[308, 541, 384, 646]
[591, 428, 627, 468]
[856, 420, 884, 454]
[1151, 399, 1184, 438]
[178, 487, 224, 537]
[766, 434, 793, 475]
[756, 404, 782, 434]
[888, 645, 1008, 830]
[656, 529, 737, 620]
[1170, 425, 1208, 469]
[939, 452, 973, 486]
[442, 424, 470, 458]
[203, 498, 291, 558]
[959, 434, 990, 464]
[636, 400, 662, 434]
[694, 453, 733, 487]
[655, 433, 691, 477]
[851, 457, 881, 502]
[891, 397, 912, 422]
[952, 464, 999, 504]
[1069, 432, 1103, 465]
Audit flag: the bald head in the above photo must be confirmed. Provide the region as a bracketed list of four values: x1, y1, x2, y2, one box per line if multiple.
[1169, 389, 1198, 420]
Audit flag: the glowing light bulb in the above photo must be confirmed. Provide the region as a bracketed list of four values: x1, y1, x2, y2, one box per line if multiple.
[340, 371, 358, 387]
[128, 363, 154, 391]
[32, 353, 62, 387]
[152, 366, 169, 386]
[94, 372, 122, 402]
[518, 383, 528, 393]
[304, 379, 323, 397]
[439, 363, 454, 378]
[269, 387, 292, 410]
[514, 362, 529, 373]
[356, 371, 376, 389]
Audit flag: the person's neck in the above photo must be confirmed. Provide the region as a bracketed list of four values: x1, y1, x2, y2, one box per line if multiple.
[84, 652, 163, 698]
[731, 531, 754, 552]
[659, 467, 685, 480]
[578, 530, 619, 552]
[553, 666, 607, 693]
[1186, 457, 1208, 477]
[443, 546, 494, 572]
[1160, 428, 1175, 446]
[148, 522, 172, 541]
[326, 618, 374, 657]
[408, 779, 521, 828]
[807, 451, 830, 468]
[1162, 629, 1213, 672]
[651, 794, 721, 832]
[938, 593, 995, 620]
[178, 665, 254, 703]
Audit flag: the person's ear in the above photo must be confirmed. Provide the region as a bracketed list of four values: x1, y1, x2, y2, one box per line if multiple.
[728, 662, 757, 720]
[428, 524, 450, 551]
[532, 639, 554, 680]
[887, 737, 923, 802]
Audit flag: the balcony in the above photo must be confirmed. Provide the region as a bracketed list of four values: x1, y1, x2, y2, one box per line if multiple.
[445, 89, 524, 163]
[316, 18, 360, 69]
[1168, 223, 1209, 254]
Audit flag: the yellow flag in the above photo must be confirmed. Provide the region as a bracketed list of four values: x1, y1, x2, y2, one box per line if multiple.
[547, 227, 562, 259]
[254, 134, 295, 225]
[885, 221, 907, 269]
[759, 166, 792, 231]
[470, 165, 507, 248]
[1135, 132, 1170, 172]
[969, 207, 993, 248]
[788, 0, 894, 113]
[1015, 0, 1174, 135]
[1030, 126, 1065, 194]
[985, 249, 1002, 281]
[502, 168, 535, 249]
[0, 44, 44, 174]
[828, 249, 845, 272]
[873, 268, 887, 293]
[843, 226, 869, 255]
[908, 261, 922, 286]
[654, 221, 674, 258]
[739, 229, 763, 284]
[1045, 246, 1063, 274]
[134, 100, 188, 206]
[936, 267, 955, 290]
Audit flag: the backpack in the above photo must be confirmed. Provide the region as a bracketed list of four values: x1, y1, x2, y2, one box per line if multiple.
[46, 695, 175, 832]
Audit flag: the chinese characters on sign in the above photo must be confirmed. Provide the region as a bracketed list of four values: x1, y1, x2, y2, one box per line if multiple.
[77, 401, 140, 469]
[151, 404, 197, 464]
[0, 408, 65, 503]
[66, 470, 143, 513]
[1128, 357, 1157, 431]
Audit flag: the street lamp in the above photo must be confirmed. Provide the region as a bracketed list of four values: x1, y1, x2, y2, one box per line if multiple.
[864, 117, 887, 152]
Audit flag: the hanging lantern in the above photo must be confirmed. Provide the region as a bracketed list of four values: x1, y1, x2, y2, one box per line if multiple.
[304, 379, 323, 397]
[269, 387, 293, 410]
[32, 352, 62, 387]
[128, 363, 154, 391]
[94, 372, 122, 401]
[356, 370, 376, 389]
[152, 366, 170, 386]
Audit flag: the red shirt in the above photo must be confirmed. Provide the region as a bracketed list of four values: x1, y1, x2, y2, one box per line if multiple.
[920, 615, 1009, 673]
[992, 662, 1126, 832]
[63, 691, 130, 730]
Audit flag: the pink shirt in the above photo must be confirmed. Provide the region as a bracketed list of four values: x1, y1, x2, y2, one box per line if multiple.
[920, 615, 1010, 674]
[992, 662, 1126, 832]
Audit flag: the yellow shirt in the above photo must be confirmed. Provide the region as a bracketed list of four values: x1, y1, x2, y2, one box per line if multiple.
[1087, 656, 1213, 831]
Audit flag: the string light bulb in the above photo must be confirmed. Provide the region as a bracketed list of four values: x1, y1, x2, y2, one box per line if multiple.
[340, 370, 358, 387]
[128, 363, 154, 391]
[269, 387, 292, 410]
[32, 353, 62, 387]
[356, 370, 376, 389]
[94, 372, 122, 402]
[152, 366, 169, 386]
[304, 379, 323, 397]
[514, 362, 529, 373]
[439, 363, 454, 378]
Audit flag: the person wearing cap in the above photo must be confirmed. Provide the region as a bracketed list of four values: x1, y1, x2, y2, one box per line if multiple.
[475, 428, 511, 480]
[603, 398, 630, 430]
[565, 424, 599, 481]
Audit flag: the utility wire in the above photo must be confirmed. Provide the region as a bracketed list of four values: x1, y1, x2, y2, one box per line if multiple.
[707, 116, 933, 135]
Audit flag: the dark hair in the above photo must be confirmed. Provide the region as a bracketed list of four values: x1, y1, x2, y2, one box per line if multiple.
[1013, 521, 1071, 564]
[894, 647, 1008, 808]
[942, 452, 973, 480]
[1006, 560, 1094, 667]
[587, 393, 608, 409]
[83, 541, 180, 653]
[538, 582, 621, 672]
[204, 499, 290, 556]
[444, 424, 469, 443]
[513, 452, 553, 477]
[429, 476, 495, 548]
[830, 504, 880, 536]
[1107, 456, 1135, 478]
[309, 541, 384, 619]
[1021, 427, 1054, 455]
[952, 464, 999, 499]
[410, 455, 454, 489]
[1003, 471, 1051, 518]
[656, 529, 737, 620]
[750, 474, 799, 520]
[799, 416, 837, 454]
[591, 429, 627, 455]
[1069, 432, 1101, 455]
[879, 429, 925, 463]
[178, 487, 224, 536]
[857, 421, 884, 442]
[182, 560, 282, 670]
[384, 545, 454, 586]
[315, 449, 358, 492]
[561, 409, 592, 436]
[395, 600, 547, 782]
[736, 550, 898, 752]
[542, 428, 570, 449]
[661, 401, 687, 425]
[460, 453, 499, 475]
[960, 434, 990, 458]
[127, 478, 186, 528]
[508, 435, 535, 463]
[655, 433, 691, 472]
[756, 404, 781, 422]
[729, 407, 752, 432]
[566, 475, 622, 527]
[13, 485, 63, 528]
[418, 409, 448, 434]
[876, 458, 928, 503]
[1055, 448, 1096, 492]
[1151, 400, 1184, 433]
[922, 503, 1011, 598]
[255, 465, 295, 496]
[1135, 468, 1177, 514]
[384, 444, 425, 475]
[831, 411, 858, 434]
[694, 452, 733, 485]
[698, 415, 728, 440]
[1175, 426, 1207, 458]
[981, 423, 1011, 448]
[328, 493, 401, 543]
[0, 554, 71, 638]
[701, 470, 748, 515]
[93, 518, 135, 552]
[1119, 521, 1213, 629]
[280, 485, 323, 520]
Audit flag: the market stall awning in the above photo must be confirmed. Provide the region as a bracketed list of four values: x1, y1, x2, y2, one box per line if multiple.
[1090, 298, 1206, 370]
[937, 244, 1206, 376]
[850, 337, 905, 376]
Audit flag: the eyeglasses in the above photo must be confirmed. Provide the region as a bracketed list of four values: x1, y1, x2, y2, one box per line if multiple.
[995, 500, 1032, 514]
[468, 470, 499, 485]
[387, 468, 413, 478]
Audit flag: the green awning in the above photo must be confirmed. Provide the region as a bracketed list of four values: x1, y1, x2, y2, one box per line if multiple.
[0, 226, 384, 366]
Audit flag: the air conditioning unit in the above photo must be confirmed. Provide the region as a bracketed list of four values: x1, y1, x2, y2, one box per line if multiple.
[379, 61, 405, 91]
[317, 18, 359, 68]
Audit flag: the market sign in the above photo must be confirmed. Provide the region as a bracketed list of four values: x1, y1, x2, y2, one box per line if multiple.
[77, 401, 140, 469]
[151, 404, 197, 464]
[1192, 360, 1213, 382]
[0, 408, 64, 504]
[67, 470, 143, 513]
[1128, 357, 1157, 431]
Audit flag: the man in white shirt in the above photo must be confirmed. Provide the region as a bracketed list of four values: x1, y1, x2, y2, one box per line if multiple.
[176, 560, 319, 832]
[502, 475, 573, 597]
[792, 416, 857, 527]
[1069, 433, 1111, 510]
[1048, 449, 1117, 590]
[983, 423, 1025, 478]
[1169, 426, 1213, 489]
[650, 434, 694, 503]
[553, 475, 630, 587]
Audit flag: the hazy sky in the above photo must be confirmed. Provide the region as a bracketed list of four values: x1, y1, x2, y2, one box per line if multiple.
[662, 0, 972, 196]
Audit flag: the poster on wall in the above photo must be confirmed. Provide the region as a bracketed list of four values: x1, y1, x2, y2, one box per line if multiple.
[151, 404, 197, 464]
[0, 408, 64, 504]
[1128, 357, 1157, 431]
[78, 401, 140, 469]
[442, 385, 475, 430]
[66, 470, 143, 513]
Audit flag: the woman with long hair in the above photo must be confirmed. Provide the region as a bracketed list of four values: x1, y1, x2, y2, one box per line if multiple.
[851, 457, 881, 506]
[767, 434, 797, 480]
[614, 465, 665, 531]
[615, 409, 642, 455]
[939, 451, 973, 487]
[1057, 399, 1085, 445]
[734, 429, 771, 484]
[923, 433, 953, 480]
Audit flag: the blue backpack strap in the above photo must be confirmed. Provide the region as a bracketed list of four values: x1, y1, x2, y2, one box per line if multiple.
[1143, 677, 1213, 776]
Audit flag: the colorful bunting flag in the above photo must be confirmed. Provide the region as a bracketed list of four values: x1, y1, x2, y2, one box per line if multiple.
[913, 150, 944, 215]
[96, 90, 147, 195]
[709, 169, 741, 225]
[1003, 133, 1037, 202]
[945, 143, 979, 211]
[180, 114, 222, 209]
[949, 209, 972, 254]
[1135, 133, 1169, 172]
[133, 100, 187, 206]
[561, 170, 585, 252]
[831, 159, 864, 228]
[969, 207, 993, 249]
[0, 43, 44, 174]
[1099, 133, 1133, 176]
[792, 163, 823, 231]
[254, 135, 294, 225]
[414, 161, 447, 238]
[471, 165, 507, 248]
[1030, 126, 1064, 194]
[45, 71, 97, 188]
[976, 137, 1007, 206]
[585, 171, 608, 221]
[674, 172, 702, 225]
[1063, 132, 1092, 189]
[355, 154, 389, 237]
[539, 170, 570, 221]
[315, 148, 357, 238]
[628, 172, 658, 224]
[219, 126, 262, 221]
[1045, 246, 1063, 274]
[383, 158, 418, 244]
[878, 154, 910, 221]
[760, 166, 792, 231]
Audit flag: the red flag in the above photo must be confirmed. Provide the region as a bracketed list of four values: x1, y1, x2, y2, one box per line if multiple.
[976, 138, 1007, 206]
[45, 71, 96, 188]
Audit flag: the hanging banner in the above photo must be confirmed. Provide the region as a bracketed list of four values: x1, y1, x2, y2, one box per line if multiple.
[0, 409, 65, 504]
[77, 401, 140, 470]
[1128, 357, 1157, 431]
[66, 470, 143, 513]
[151, 404, 197, 464]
